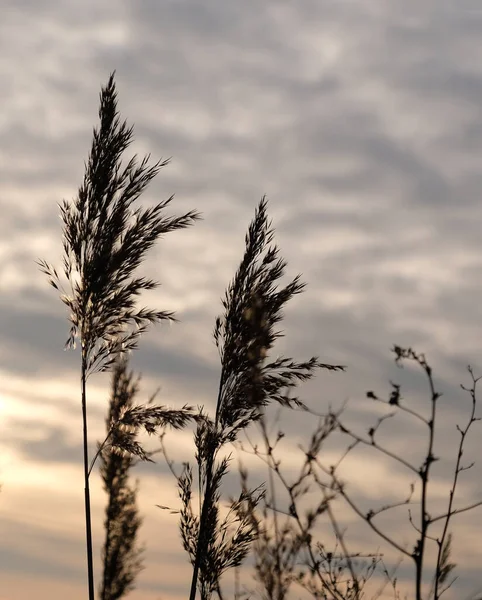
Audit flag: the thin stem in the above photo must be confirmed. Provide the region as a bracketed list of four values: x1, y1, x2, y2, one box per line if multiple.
[189, 457, 215, 600]
[81, 352, 95, 600]
[318, 465, 412, 560]
[416, 367, 438, 600]
[433, 371, 479, 600]
[323, 492, 359, 598]
[216, 582, 225, 600]
[189, 372, 225, 600]
[88, 427, 114, 478]
[371, 394, 428, 427]
[430, 499, 482, 524]
[259, 414, 283, 600]
[270, 460, 345, 600]
[335, 416, 419, 476]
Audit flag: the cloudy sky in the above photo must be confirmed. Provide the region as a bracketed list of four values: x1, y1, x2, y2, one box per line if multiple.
[2, 1, 482, 599]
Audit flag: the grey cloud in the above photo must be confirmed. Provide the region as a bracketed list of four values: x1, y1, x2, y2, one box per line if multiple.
[5, 423, 82, 465]
[0, 519, 85, 581]
[0, 287, 218, 395]
[1, 418, 177, 484]
[0, 546, 84, 582]
[0, 292, 77, 377]
[3, 0, 482, 596]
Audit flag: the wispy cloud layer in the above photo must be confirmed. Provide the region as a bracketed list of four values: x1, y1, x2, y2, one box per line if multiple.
[2, 1, 482, 598]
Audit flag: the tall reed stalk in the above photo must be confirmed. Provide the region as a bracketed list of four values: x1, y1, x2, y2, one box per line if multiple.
[39, 73, 199, 600]
[99, 357, 144, 600]
[177, 198, 344, 600]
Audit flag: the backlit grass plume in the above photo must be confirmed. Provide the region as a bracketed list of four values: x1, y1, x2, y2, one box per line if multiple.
[97, 358, 198, 600]
[99, 357, 144, 600]
[39, 72, 200, 600]
[182, 198, 345, 600]
[39, 73, 200, 374]
[213, 198, 343, 437]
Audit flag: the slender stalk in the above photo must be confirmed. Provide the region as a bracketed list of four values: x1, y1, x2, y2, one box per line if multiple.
[189, 460, 214, 600]
[82, 353, 95, 600]
[189, 377, 224, 600]
[258, 414, 283, 600]
[179, 199, 344, 599]
[89, 428, 114, 478]
[39, 73, 199, 600]
[415, 366, 438, 600]
[99, 358, 146, 600]
[432, 369, 479, 599]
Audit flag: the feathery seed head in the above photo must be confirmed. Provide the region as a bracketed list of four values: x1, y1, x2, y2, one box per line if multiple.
[39, 73, 201, 374]
[213, 197, 344, 435]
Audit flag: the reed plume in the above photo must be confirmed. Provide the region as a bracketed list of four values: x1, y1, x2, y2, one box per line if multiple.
[180, 198, 344, 600]
[39, 72, 200, 600]
[99, 357, 144, 600]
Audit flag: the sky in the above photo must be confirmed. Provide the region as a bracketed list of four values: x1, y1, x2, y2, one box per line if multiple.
[1, 0, 482, 599]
